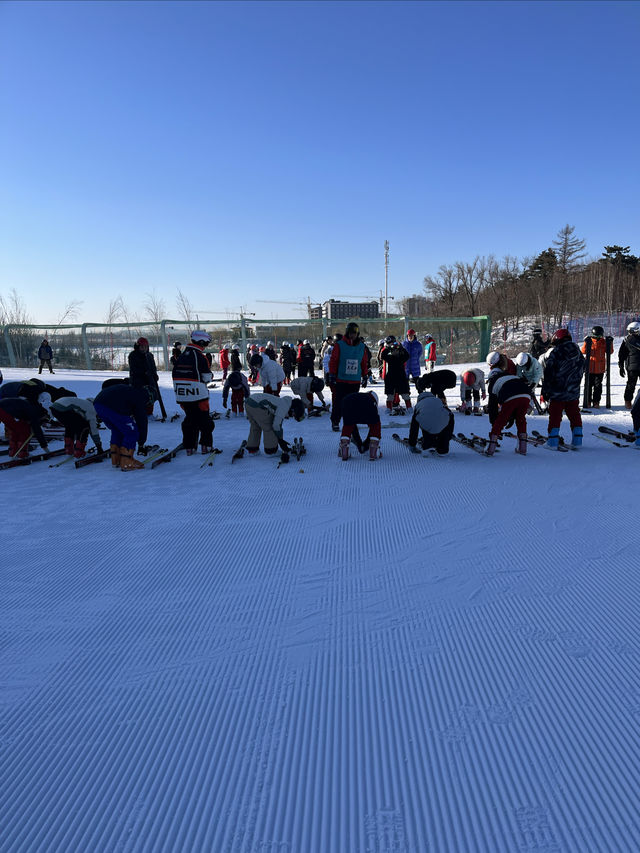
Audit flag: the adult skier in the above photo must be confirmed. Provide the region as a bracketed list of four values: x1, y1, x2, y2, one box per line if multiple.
[298, 340, 316, 378]
[251, 354, 285, 396]
[37, 339, 54, 374]
[580, 326, 613, 408]
[279, 343, 296, 385]
[530, 328, 549, 359]
[219, 345, 231, 381]
[403, 329, 423, 382]
[541, 328, 585, 450]
[618, 321, 640, 409]
[93, 382, 153, 469]
[328, 322, 369, 431]
[245, 394, 305, 455]
[171, 330, 215, 456]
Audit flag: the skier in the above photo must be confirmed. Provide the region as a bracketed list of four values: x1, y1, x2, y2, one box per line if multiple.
[37, 339, 54, 374]
[487, 351, 517, 375]
[403, 329, 423, 382]
[170, 342, 182, 367]
[264, 341, 277, 362]
[515, 352, 543, 389]
[222, 368, 250, 416]
[328, 322, 369, 432]
[171, 330, 215, 457]
[244, 394, 305, 456]
[407, 385, 454, 456]
[93, 382, 153, 469]
[248, 345, 260, 384]
[251, 354, 285, 396]
[580, 326, 613, 408]
[0, 397, 49, 458]
[50, 396, 103, 458]
[338, 390, 381, 461]
[618, 321, 640, 410]
[279, 342, 296, 385]
[631, 389, 640, 447]
[530, 328, 549, 359]
[541, 328, 585, 449]
[229, 345, 242, 373]
[423, 334, 437, 373]
[291, 376, 326, 413]
[219, 345, 231, 381]
[380, 336, 411, 413]
[485, 369, 533, 456]
[417, 369, 457, 405]
[298, 340, 316, 378]
[128, 337, 159, 415]
[376, 339, 386, 379]
[459, 368, 486, 413]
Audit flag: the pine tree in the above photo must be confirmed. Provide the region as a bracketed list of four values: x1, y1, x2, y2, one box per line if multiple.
[552, 224, 587, 274]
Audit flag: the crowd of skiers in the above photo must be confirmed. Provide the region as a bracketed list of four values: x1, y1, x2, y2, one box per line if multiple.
[2, 322, 640, 467]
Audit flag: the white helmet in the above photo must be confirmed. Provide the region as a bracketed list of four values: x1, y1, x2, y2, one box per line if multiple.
[303, 339, 310, 345]
[487, 351, 501, 366]
[369, 391, 379, 405]
[282, 341, 289, 347]
[627, 321, 640, 335]
[232, 345, 240, 351]
[267, 341, 274, 347]
[191, 330, 211, 344]
[378, 339, 385, 346]
[515, 352, 530, 367]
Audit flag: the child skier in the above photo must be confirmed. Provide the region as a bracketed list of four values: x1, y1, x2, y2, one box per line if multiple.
[541, 329, 585, 449]
[338, 391, 381, 461]
[459, 368, 486, 413]
[408, 381, 453, 455]
[222, 369, 250, 416]
[581, 326, 613, 408]
[380, 336, 411, 412]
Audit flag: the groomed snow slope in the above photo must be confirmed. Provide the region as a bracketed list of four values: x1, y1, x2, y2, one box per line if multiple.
[1, 366, 639, 853]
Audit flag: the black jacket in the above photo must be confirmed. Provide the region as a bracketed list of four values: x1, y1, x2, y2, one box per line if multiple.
[299, 344, 316, 368]
[128, 347, 158, 388]
[93, 384, 149, 445]
[618, 335, 640, 373]
[530, 334, 549, 359]
[541, 340, 585, 401]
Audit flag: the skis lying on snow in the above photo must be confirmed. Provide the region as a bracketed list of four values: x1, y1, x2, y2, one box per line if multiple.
[150, 443, 185, 468]
[0, 447, 67, 471]
[392, 433, 436, 455]
[503, 431, 546, 448]
[200, 448, 223, 468]
[75, 448, 112, 468]
[530, 430, 571, 451]
[452, 433, 493, 455]
[593, 433, 632, 448]
[598, 425, 635, 442]
[231, 440, 247, 463]
[307, 405, 330, 417]
[292, 437, 306, 461]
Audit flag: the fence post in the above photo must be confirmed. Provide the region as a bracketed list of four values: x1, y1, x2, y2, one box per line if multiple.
[160, 321, 170, 370]
[3, 325, 16, 367]
[81, 324, 92, 370]
[240, 315, 247, 368]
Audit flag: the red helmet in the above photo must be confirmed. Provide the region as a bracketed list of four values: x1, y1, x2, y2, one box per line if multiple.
[551, 328, 572, 344]
[407, 328, 416, 336]
[462, 371, 476, 386]
[136, 337, 149, 347]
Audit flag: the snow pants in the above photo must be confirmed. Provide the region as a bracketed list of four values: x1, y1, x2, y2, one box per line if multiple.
[330, 382, 361, 428]
[53, 409, 90, 443]
[180, 401, 213, 451]
[94, 403, 139, 450]
[231, 388, 245, 414]
[0, 409, 31, 457]
[246, 406, 279, 454]
[547, 399, 582, 432]
[38, 359, 54, 374]
[624, 370, 640, 404]
[585, 372, 604, 406]
[492, 397, 529, 437]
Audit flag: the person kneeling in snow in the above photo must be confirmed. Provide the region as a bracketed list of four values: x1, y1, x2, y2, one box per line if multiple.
[408, 377, 454, 455]
[291, 376, 326, 414]
[338, 391, 381, 461]
[245, 394, 305, 456]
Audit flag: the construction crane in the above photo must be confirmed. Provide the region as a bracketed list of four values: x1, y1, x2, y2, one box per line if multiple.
[255, 298, 319, 316]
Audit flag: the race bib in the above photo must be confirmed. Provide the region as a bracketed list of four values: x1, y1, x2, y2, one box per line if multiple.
[344, 358, 359, 376]
[173, 380, 208, 401]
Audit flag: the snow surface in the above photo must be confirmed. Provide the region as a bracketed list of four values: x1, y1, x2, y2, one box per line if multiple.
[2, 363, 639, 853]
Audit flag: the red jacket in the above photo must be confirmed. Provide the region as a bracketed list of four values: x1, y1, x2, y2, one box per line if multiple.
[219, 349, 230, 369]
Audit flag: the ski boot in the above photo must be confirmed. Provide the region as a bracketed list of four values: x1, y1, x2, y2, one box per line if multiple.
[64, 436, 74, 455]
[546, 427, 560, 450]
[201, 445, 213, 454]
[625, 400, 633, 410]
[186, 448, 196, 456]
[485, 433, 499, 457]
[110, 444, 121, 467]
[473, 405, 482, 414]
[571, 427, 583, 449]
[339, 437, 350, 461]
[119, 447, 144, 470]
[369, 437, 381, 460]
[73, 440, 87, 459]
[515, 433, 527, 455]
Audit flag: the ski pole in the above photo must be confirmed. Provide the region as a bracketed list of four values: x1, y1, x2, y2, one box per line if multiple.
[13, 431, 33, 458]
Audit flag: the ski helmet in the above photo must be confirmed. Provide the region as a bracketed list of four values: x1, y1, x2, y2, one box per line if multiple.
[591, 325, 604, 338]
[515, 352, 530, 367]
[627, 321, 640, 335]
[282, 341, 290, 347]
[191, 330, 211, 344]
[310, 377, 325, 393]
[289, 398, 306, 422]
[407, 328, 416, 336]
[172, 341, 182, 347]
[303, 339, 310, 345]
[462, 371, 476, 386]
[378, 339, 385, 346]
[136, 337, 149, 348]
[486, 351, 501, 367]
[232, 345, 240, 351]
[424, 333, 433, 340]
[267, 341, 274, 347]
[385, 335, 396, 345]
[345, 322, 360, 339]
[369, 391, 379, 405]
[551, 328, 571, 344]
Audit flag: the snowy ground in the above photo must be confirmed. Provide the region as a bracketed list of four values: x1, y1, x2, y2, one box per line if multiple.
[2, 362, 639, 853]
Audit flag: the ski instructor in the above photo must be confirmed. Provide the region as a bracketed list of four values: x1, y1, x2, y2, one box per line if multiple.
[172, 330, 215, 456]
[328, 321, 369, 432]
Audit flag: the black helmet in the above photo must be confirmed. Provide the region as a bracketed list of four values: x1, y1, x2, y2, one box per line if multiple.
[290, 399, 306, 422]
[385, 335, 396, 345]
[173, 341, 182, 347]
[249, 354, 263, 368]
[310, 377, 325, 393]
[415, 375, 431, 393]
[592, 325, 604, 338]
[345, 322, 360, 339]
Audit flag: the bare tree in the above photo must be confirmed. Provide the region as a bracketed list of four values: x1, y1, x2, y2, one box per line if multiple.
[143, 289, 167, 346]
[176, 289, 194, 326]
[455, 256, 485, 316]
[423, 265, 458, 315]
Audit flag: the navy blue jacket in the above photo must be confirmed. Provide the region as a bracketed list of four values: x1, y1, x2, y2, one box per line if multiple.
[93, 384, 149, 445]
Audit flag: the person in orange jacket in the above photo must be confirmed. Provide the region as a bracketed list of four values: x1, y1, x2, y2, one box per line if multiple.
[581, 326, 613, 408]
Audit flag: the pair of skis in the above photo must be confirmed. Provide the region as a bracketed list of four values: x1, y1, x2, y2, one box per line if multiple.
[391, 433, 436, 455]
[593, 425, 636, 448]
[0, 447, 67, 471]
[451, 433, 495, 455]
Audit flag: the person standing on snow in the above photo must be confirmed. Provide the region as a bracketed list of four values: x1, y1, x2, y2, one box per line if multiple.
[619, 321, 640, 410]
[229, 345, 242, 373]
[37, 339, 54, 374]
[459, 368, 486, 413]
[581, 326, 613, 409]
[218, 345, 231, 381]
[530, 328, 549, 359]
[541, 328, 585, 450]
[380, 336, 411, 412]
[93, 383, 152, 469]
[338, 390, 381, 461]
[403, 329, 423, 383]
[222, 368, 250, 417]
[328, 322, 369, 431]
[298, 340, 316, 378]
[423, 334, 437, 373]
[172, 330, 215, 456]
[408, 378, 454, 455]
[279, 342, 296, 385]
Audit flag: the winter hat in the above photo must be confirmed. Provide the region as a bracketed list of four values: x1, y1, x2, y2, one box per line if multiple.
[407, 329, 416, 336]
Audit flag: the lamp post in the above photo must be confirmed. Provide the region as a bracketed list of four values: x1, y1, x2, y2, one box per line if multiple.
[384, 240, 390, 320]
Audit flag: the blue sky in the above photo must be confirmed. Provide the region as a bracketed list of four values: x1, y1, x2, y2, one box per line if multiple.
[1, 0, 638, 324]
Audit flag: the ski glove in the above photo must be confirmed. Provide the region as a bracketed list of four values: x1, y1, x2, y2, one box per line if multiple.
[361, 376, 368, 388]
[620, 366, 626, 377]
[327, 374, 336, 387]
[278, 439, 290, 453]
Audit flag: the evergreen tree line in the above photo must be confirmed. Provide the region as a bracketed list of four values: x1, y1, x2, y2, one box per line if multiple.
[399, 226, 639, 330]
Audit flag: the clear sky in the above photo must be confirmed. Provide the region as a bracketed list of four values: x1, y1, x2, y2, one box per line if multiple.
[1, 0, 638, 324]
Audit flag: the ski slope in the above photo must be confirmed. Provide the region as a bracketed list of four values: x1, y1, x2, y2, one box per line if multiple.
[2, 364, 639, 852]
